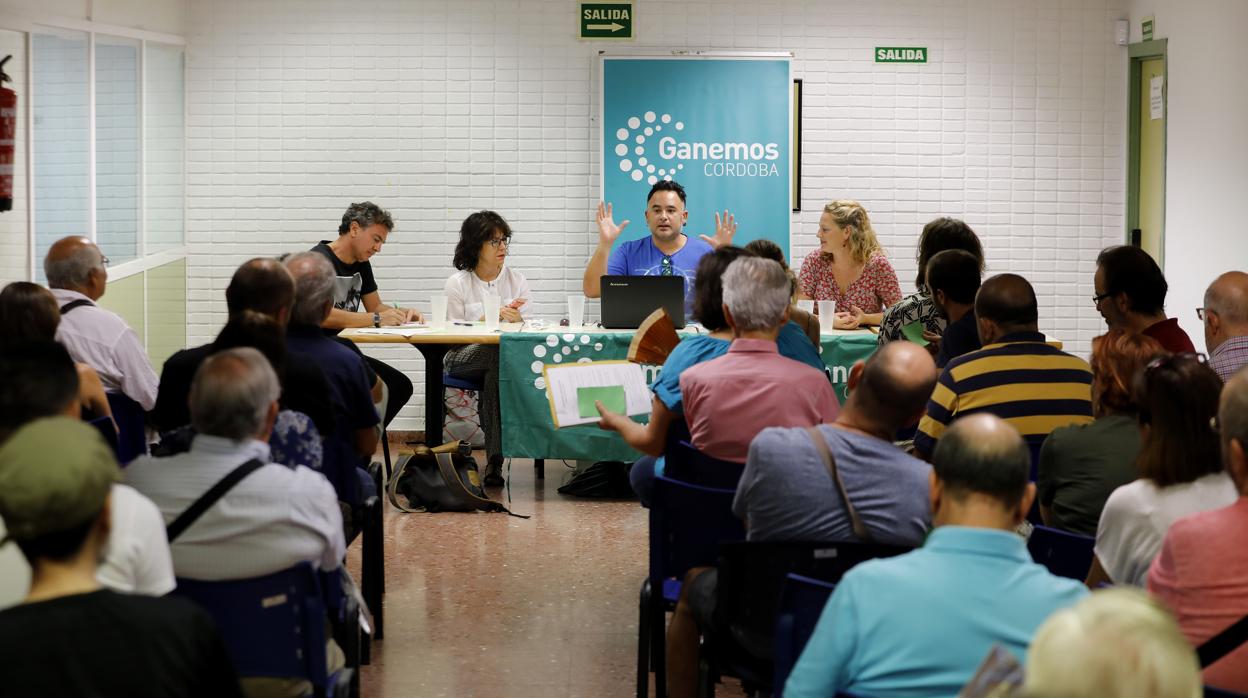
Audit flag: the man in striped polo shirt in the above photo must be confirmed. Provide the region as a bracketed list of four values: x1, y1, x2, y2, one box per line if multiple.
[915, 274, 1093, 477]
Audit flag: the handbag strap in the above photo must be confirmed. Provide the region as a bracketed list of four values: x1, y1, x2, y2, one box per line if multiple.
[1198, 612, 1248, 668]
[59, 299, 93, 314]
[166, 458, 266, 542]
[805, 426, 873, 542]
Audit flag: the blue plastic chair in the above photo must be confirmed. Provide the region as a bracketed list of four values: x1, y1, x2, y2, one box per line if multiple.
[105, 391, 147, 465]
[638, 476, 746, 698]
[664, 440, 745, 491]
[85, 415, 121, 462]
[1027, 525, 1095, 580]
[172, 563, 352, 698]
[773, 573, 837, 697]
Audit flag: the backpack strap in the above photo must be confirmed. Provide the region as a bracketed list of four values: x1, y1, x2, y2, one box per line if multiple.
[1199, 613, 1248, 668]
[59, 299, 93, 315]
[166, 458, 267, 542]
[805, 426, 873, 542]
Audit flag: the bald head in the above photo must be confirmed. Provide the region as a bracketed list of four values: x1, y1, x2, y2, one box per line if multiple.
[44, 236, 106, 299]
[932, 413, 1031, 508]
[975, 273, 1039, 343]
[1206, 271, 1248, 334]
[845, 341, 938, 433]
[226, 258, 295, 322]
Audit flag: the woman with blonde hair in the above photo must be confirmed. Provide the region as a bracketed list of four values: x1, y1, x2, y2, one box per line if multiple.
[797, 199, 901, 329]
[1023, 587, 1201, 698]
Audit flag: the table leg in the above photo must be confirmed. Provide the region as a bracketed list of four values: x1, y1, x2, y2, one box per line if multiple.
[413, 344, 451, 446]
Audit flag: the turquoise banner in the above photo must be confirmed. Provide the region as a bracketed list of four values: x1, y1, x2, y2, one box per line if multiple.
[500, 331, 878, 461]
[602, 57, 791, 258]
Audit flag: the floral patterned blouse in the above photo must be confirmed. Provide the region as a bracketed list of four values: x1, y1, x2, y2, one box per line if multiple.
[798, 250, 902, 316]
[878, 290, 947, 346]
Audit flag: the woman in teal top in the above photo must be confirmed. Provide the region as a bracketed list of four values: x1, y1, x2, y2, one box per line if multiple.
[598, 246, 827, 505]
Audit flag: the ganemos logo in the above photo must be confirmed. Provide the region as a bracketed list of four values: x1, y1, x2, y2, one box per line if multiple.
[613, 111, 781, 183]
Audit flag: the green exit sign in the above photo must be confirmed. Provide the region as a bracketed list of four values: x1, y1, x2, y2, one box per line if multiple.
[580, 2, 633, 40]
[875, 47, 928, 63]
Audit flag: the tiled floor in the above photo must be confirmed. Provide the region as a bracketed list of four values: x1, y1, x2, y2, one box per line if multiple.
[346, 457, 658, 697]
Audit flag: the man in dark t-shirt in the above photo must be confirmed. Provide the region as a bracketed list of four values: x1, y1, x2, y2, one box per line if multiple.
[926, 249, 983, 369]
[0, 418, 242, 698]
[312, 202, 418, 427]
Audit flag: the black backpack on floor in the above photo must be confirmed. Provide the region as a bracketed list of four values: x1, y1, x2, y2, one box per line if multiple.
[386, 440, 519, 515]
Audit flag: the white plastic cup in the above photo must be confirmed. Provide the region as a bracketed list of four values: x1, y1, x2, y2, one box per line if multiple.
[568, 295, 586, 328]
[796, 299, 814, 314]
[484, 294, 501, 331]
[431, 294, 448, 329]
[817, 300, 836, 320]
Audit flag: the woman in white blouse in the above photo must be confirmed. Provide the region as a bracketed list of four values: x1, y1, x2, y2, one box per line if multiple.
[1086, 353, 1236, 587]
[443, 211, 530, 486]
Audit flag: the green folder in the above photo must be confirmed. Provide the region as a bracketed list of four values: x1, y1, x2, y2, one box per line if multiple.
[901, 320, 929, 347]
[577, 385, 627, 418]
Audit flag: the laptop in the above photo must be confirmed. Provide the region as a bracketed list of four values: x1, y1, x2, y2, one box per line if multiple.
[600, 275, 687, 329]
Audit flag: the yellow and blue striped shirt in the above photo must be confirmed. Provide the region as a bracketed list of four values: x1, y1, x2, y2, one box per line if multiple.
[915, 332, 1093, 477]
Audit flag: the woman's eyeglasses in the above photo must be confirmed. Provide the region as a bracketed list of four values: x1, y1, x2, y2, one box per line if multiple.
[487, 237, 511, 249]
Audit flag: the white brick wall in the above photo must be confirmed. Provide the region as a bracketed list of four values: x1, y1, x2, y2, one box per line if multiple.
[186, 0, 1128, 431]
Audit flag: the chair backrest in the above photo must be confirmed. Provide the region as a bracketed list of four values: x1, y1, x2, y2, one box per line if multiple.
[1027, 525, 1095, 580]
[788, 305, 821, 348]
[172, 562, 331, 687]
[773, 573, 837, 697]
[718, 539, 913, 662]
[105, 391, 147, 465]
[650, 476, 745, 593]
[85, 415, 121, 461]
[664, 440, 745, 491]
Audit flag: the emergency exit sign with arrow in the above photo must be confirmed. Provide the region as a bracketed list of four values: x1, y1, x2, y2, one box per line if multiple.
[580, 2, 633, 40]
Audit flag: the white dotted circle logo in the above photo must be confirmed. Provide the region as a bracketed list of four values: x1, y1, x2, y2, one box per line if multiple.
[614, 112, 682, 186]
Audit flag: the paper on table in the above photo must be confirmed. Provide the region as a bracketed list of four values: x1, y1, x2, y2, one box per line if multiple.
[354, 326, 438, 337]
[543, 360, 651, 428]
[578, 385, 626, 418]
[901, 320, 929, 346]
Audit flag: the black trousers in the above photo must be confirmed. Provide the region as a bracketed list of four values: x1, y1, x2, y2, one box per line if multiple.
[363, 354, 412, 427]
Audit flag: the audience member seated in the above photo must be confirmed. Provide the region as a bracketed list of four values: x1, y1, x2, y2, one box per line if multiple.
[156, 311, 325, 472]
[1038, 330, 1164, 536]
[797, 199, 902, 329]
[1094, 245, 1195, 353]
[926, 249, 983, 368]
[594, 246, 826, 505]
[0, 418, 241, 697]
[1023, 588, 1201, 698]
[610, 256, 836, 465]
[0, 281, 114, 424]
[1204, 270, 1248, 382]
[0, 341, 175, 607]
[283, 251, 381, 505]
[1089, 353, 1236, 587]
[742, 239, 820, 345]
[915, 273, 1093, 473]
[879, 217, 984, 346]
[44, 235, 159, 410]
[1149, 369, 1248, 693]
[151, 257, 334, 439]
[784, 414, 1087, 698]
[735, 340, 936, 544]
[444, 210, 531, 486]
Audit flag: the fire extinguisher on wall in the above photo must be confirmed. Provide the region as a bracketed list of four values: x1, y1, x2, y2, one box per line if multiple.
[0, 55, 15, 213]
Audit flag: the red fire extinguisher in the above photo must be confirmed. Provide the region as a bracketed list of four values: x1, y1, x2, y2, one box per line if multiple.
[0, 55, 16, 213]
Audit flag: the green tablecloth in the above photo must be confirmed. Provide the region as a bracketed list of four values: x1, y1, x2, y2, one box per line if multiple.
[499, 330, 878, 461]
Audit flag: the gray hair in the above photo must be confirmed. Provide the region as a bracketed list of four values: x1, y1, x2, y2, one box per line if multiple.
[189, 347, 280, 441]
[721, 257, 791, 332]
[283, 251, 335, 327]
[44, 241, 102, 289]
[338, 201, 394, 235]
[1223, 371, 1248, 457]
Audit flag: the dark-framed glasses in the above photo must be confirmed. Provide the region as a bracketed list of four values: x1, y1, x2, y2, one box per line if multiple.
[487, 236, 511, 249]
[1092, 291, 1113, 308]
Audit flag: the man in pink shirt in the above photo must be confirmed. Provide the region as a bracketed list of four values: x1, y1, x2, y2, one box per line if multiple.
[1149, 369, 1248, 692]
[679, 256, 838, 463]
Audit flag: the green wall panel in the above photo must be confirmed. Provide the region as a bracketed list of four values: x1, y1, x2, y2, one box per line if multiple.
[97, 271, 145, 343]
[146, 259, 187, 368]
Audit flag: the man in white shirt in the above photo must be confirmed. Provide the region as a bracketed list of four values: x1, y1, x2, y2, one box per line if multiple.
[44, 236, 159, 411]
[125, 346, 345, 581]
[0, 340, 174, 608]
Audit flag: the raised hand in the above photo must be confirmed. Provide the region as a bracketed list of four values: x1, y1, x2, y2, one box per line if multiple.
[698, 210, 738, 249]
[596, 201, 630, 247]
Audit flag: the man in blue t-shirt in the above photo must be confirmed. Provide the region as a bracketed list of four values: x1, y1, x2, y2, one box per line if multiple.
[582, 180, 737, 312]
